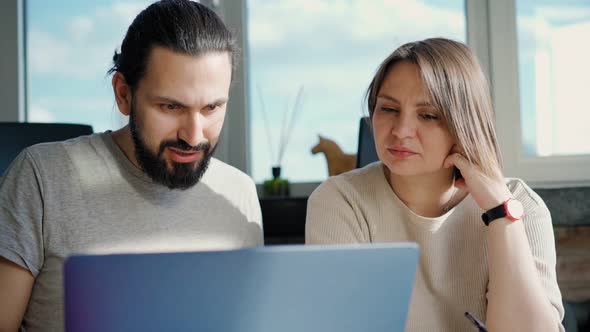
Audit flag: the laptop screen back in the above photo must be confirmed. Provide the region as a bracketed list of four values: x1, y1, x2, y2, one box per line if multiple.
[65, 243, 419, 332]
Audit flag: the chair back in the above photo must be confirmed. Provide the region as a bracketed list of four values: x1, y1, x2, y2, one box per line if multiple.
[0, 122, 93, 176]
[355, 117, 379, 168]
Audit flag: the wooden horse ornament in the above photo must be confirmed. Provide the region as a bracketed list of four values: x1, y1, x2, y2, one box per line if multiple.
[311, 135, 356, 176]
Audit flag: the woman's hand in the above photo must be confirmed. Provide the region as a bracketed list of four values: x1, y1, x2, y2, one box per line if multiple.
[443, 147, 512, 211]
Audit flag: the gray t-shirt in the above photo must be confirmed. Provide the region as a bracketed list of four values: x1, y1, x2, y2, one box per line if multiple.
[0, 132, 263, 331]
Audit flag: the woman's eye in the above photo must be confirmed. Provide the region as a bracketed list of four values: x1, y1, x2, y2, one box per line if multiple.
[421, 113, 439, 120]
[380, 107, 399, 113]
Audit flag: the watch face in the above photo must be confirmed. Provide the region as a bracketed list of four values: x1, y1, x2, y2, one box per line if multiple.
[505, 199, 524, 220]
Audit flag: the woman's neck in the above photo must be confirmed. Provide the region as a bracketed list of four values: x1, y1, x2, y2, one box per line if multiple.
[384, 165, 464, 218]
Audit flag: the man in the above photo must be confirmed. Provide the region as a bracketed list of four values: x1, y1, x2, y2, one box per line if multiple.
[0, 1, 263, 330]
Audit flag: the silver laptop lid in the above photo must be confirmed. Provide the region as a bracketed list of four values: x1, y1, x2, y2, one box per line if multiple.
[65, 243, 419, 332]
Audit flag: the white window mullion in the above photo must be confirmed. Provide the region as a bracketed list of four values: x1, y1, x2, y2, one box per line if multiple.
[466, 0, 491, 84]
[487, 0, 523, 180]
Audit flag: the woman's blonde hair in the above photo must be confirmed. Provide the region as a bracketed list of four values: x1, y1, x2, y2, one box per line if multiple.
[366, 38, 502, 177]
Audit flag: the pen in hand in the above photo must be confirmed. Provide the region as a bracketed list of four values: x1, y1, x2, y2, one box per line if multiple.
[465, 311, 488, 332]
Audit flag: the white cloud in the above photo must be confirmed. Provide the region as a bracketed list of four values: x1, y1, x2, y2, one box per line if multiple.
[34, 96, 114, 113]
[350, 0, 463, 42]
[536, 6, 590, 23]
[111, 2, 148, 21]
[95, 2, 149, 28]
[69, 16, 95, 42]
[28, 29, 70, 75]
[28, 27, 111, 78]
[29, 104, 56, 123]
[254, 63, 373, 100]
[247, 0, 465, 48]
[28, 96, 125, 132]
[517, 6, 590, 63]
[248, 21, 283, 45]
[29, 1, 151, 79]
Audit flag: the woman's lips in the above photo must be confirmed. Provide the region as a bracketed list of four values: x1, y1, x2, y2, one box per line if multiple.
[387, 147, 417, 159]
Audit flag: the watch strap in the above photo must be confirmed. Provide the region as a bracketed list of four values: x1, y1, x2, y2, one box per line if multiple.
[481, 203, 507, 226]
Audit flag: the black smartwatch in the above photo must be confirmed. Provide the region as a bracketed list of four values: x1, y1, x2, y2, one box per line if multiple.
[481, 198, 524, 226]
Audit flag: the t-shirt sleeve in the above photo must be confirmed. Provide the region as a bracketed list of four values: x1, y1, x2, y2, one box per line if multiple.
[512, 180, 565, 329]
[0, 149, 45, 277]
[245, 177, 264, 245]
[305, 178, 369, 244]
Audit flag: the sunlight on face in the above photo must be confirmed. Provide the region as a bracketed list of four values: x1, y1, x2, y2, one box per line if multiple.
[372, 61, 455, 178]
[130, 47, 232, 189]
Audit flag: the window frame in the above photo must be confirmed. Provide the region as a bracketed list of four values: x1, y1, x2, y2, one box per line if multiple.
[0, 0, 26, 122]
[8, 0, 588, 192]
[220, 0, 590, 193]
[488, 0, 590, 187]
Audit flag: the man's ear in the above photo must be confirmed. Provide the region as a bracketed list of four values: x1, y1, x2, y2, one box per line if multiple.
[112, 72, 132, 116]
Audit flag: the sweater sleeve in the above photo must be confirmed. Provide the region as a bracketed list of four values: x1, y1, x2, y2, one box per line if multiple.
[511, 179, 565, 328]
[305, 177, 370, 244]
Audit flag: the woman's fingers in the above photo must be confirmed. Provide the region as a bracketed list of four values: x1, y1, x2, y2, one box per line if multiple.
[444, 153, 470, 171]
[455, 177, 468, 191]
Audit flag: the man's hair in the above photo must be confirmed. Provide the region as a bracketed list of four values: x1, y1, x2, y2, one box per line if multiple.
[107, 0, 237, 91]
[365, 38, 502, 178]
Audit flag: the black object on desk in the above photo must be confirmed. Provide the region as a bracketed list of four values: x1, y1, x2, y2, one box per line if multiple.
[260, 196, 307, 244]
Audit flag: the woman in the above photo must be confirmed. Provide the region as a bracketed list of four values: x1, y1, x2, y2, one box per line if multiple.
[306, 38, 564, 331]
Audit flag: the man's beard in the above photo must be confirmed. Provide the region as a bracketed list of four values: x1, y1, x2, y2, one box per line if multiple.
[129, 107, 216, 190]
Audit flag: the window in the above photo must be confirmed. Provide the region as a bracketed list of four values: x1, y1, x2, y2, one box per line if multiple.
[516, 0, 590, 157]
[246, 0, 466, 183]
[20, 0, 588, 187]
[26, 0, 153, 131]
[489, 0, 590, 186]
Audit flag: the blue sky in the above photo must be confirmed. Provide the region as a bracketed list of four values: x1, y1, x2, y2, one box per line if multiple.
[27, 0, 152, 130]
[246, 0, 465, 182]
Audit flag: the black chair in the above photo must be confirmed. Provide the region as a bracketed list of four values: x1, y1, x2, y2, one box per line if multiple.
[355, 117, 379, 168]
[0, 122, 94, 176]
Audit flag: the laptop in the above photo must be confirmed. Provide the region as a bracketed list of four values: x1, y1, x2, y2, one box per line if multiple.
[64, 243, 419, 332]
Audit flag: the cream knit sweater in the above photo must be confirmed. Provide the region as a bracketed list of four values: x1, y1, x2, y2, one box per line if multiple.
[306, 162, 564, 331]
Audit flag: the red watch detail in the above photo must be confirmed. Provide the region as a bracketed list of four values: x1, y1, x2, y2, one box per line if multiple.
[504, 198, 524, 221]
[481, 198, 524, 225]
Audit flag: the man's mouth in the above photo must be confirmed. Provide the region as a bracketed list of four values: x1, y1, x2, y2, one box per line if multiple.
[167, 147, 203, 163]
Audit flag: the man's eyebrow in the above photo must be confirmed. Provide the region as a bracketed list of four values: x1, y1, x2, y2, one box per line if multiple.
[151, 95, 228, 107]
[208, 98, 228, 106]
[151, 95, 190, 108]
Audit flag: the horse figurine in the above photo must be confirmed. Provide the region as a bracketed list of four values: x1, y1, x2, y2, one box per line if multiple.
[311, 135, 357, 176]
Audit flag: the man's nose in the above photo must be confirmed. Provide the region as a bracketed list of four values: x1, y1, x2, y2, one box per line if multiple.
[178, 112, 206, 147]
